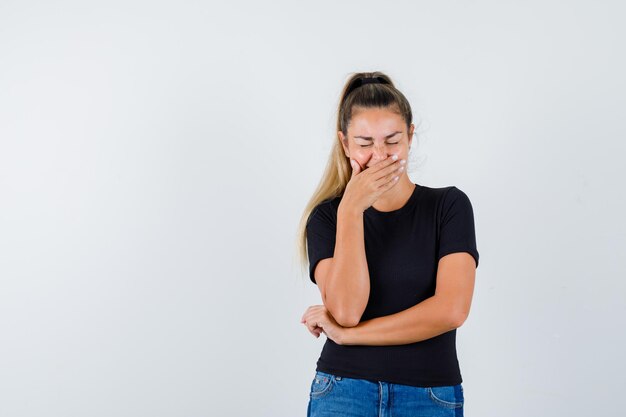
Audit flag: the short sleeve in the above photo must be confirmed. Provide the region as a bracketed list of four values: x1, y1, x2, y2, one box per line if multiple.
[437, 186, 479, 268]
[306, 201, 337, 284]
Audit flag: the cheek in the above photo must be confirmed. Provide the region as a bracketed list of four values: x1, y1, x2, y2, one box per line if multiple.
[352, 151, 370, 167]
[392, 143, 408, 157]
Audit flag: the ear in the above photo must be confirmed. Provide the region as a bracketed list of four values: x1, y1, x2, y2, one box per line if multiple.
[338, 131, 350, 158]
[408, 123, 415, 148]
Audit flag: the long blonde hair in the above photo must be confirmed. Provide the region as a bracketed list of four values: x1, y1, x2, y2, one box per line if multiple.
[295, 71, 415, 277]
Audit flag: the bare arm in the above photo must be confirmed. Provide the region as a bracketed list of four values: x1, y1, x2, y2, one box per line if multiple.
[339, 252, 476, 345]
[317, 204, 370, 328]
[313, 154, 404, 328]
[339, 295, 456, 345]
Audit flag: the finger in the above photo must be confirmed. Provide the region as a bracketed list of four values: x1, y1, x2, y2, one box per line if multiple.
[308, 326, 320, 337]
[373, 160, 404, 185]
[301, 305, 321, 322]
[376, 170, 401, 191]
[362, 152, 374, 168]
[369, 154, 398, 171]
[371, 157, 403, 181]
[305, 319, 320, 333]
[349, 159, 362, 178]
[300, 310, 309, 323]
[306, 324, 320, 337]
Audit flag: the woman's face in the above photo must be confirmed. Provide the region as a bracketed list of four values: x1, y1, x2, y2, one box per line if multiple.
[338, 106, 414, 171]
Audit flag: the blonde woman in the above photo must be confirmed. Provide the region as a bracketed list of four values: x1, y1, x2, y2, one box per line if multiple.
[297, 71, 479, 417]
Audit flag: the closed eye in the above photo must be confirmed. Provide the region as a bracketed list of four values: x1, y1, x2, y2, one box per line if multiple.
[359, 142, 400, 148]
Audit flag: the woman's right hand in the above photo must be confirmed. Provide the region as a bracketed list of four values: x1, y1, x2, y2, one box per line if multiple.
[340, 155, 406, 213]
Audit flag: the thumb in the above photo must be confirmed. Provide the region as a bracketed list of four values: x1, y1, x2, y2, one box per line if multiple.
[350, 159, 361, 177]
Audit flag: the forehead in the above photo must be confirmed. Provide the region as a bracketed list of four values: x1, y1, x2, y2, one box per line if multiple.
[349, 107, 404, 136]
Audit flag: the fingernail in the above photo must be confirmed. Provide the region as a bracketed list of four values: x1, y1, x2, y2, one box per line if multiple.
[391, 154, 398, 160]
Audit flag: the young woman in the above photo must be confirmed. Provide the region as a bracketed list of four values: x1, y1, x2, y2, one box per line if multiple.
[297, 71, 479, 416]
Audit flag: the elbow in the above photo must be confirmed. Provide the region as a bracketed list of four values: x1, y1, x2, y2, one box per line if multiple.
[450, 310, 468, 329]
[323, 303, 360, 328]
[329, 308, 361, 328]
[336, 316, 360, 328]
[323, 293, 365, 328]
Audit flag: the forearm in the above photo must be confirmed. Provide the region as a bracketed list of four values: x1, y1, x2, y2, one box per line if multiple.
[324, 204, 370, 327]
[341, 295, 459, 346]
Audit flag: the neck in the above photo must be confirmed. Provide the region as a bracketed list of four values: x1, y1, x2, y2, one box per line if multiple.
[371, 176, 415, 212]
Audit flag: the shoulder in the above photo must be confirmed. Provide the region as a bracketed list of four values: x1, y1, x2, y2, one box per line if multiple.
[306, 195, 342, 226]
[440, 186, 473, 210]
[443, 185, 472, 202]
[420, 184, 471, 199]
[416, 184, 475, 217]
[415, 184, 470, 204]
[420, 184, 466, 195]
[436, 186, 476, 226]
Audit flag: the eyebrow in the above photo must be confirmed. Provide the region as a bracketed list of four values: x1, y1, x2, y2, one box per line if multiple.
[353, 131, 402, 140]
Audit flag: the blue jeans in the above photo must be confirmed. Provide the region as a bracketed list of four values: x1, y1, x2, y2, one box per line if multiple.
[307, 370, 464, 417]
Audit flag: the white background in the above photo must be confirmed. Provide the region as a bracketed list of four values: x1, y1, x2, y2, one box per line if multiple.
[1, 1, 624, 416]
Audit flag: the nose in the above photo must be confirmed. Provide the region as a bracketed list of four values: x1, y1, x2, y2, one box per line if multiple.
[370, 143, 390, 163]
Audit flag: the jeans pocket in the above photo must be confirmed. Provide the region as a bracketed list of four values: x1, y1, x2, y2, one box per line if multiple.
[427, 384, 464, 409]
[309, 371, 336, 400]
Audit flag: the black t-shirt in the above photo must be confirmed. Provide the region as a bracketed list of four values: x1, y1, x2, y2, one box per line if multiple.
[305, 183, 479, 387]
